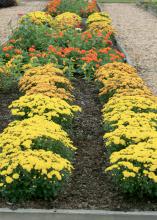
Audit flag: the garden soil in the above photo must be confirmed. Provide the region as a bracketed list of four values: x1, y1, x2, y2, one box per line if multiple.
[1, 78, 157, 210]
[0, 93, 19, 132]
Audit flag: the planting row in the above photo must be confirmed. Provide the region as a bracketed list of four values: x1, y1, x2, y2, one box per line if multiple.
[95, 61, 157, 197]
[0, 62, 82, 201]
[0, 1, 124, 201]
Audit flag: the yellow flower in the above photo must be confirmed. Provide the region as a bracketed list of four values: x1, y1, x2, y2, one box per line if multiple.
[87, 12, 111, 25]
[9, 94, 81, 123]
[19, 11, 56, 27]
[6, 176, 13, 184]
[122, 170, 136, 178]
[55, 12, 82, 30]
[18, 64, 73, 101]
[13, 173, 19, 180]
[0, 115, 76, 153]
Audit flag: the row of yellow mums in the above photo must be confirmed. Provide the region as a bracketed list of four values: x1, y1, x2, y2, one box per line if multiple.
[95, 61, 157, 197]
[19, 10, 113, 34]
[0, 64, 81, 199]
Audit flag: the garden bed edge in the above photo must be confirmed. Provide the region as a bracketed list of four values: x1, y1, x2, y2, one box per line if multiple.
[97, 2, 134, 66]
[0, 208, 157, 220]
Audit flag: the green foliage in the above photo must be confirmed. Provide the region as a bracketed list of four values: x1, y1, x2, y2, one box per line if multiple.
[54, 0, 88, 16]
[12, 22, 56, 51]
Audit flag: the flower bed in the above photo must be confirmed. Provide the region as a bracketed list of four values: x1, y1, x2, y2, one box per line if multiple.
[0, 1, 125, 202]
[95, 60, 157, 197]
[0, 0, 155, 205]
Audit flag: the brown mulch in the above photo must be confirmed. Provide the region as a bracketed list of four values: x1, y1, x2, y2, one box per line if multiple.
[0, 78, 157, 210]
[0, 92, 19, 132]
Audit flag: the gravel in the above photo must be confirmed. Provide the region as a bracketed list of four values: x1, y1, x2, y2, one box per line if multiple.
[100, 3, 157, 95]
[0, 0, 48, 44]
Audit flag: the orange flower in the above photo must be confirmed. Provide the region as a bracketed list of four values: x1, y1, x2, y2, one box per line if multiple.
[36, 53, 42, 57]
[99, 47, 111, 54]
[2, 47, 9, 52]
[28, 53, 35, 57]
[9, 39, 16, 43]
[14, 49, 22, 54]
[104, 31, 112, 41]
[5, 53, 10, 58]
[47, 0, 61, 14]
[115, 50, 125, 58]
[86, 0, 97, 14]
[48, 45, 57, 53]
[109, 54, 121, 61]
[81, 50, 100, 63]
[41, 53, 47, 58]
[81, 31, 92, 40]
[62, 47, 75, 55]
[28, 47, 36, 52]
[96, 64, 100, 68]
[97, 31, 103, 37]
[2, 45, 14, 52]
[59, 32, 64, 37]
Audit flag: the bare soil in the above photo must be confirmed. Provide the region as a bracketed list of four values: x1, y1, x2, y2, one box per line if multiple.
[0, 92, 19, 132]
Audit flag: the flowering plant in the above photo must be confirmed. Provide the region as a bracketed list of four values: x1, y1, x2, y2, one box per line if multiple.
[9, 94, 81, 127]
[88, 21, 115, 34]
[47, 0, 98, 17]
[95, 61, 157, 196]
[86, 12, 111, 25]
[0, 115, 76, 158]
[19, 11, 56, 27]
[55, 12, 82, 30]
[0, 55, 24, 92]
[0, 149, 72, 201]
[19, 64, 74, 101]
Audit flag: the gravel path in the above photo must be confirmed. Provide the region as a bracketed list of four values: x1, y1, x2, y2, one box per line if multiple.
[100, 3, 157, 95]
[0, 0, 48, 44]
